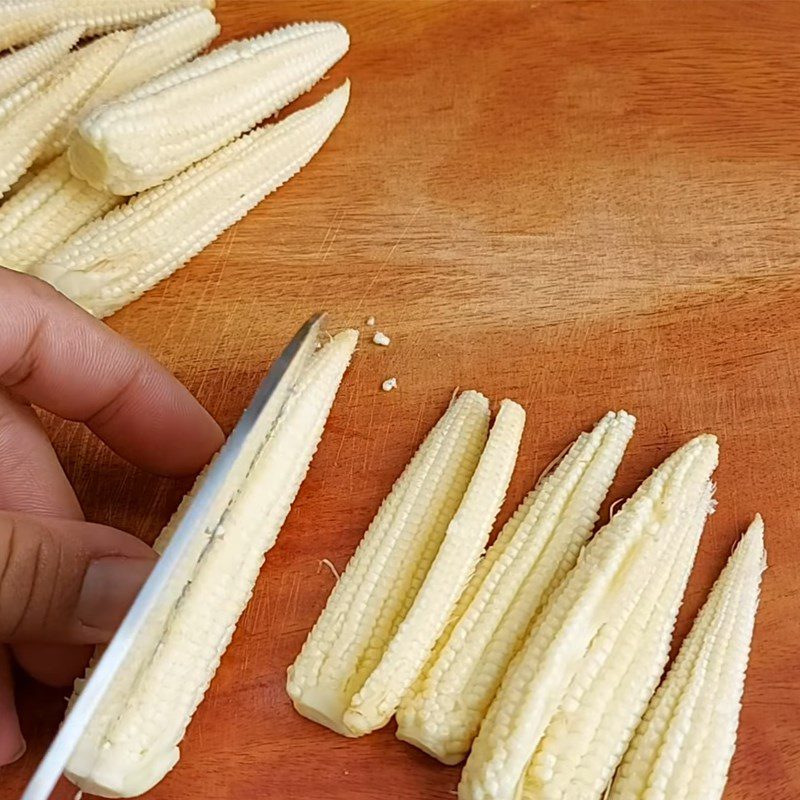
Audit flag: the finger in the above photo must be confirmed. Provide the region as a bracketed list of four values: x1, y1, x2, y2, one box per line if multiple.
[0, 511, 156, 645]
[12, 640, 94, 689]
[0, 647, 24, 765]
[0, 391, 82, 518]
[0, 391, 94, 683]
[0, 270, 223, 476]
[13, 643, 93, 688]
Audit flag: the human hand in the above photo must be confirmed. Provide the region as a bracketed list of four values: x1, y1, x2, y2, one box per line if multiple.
[0, 269, 224, 765]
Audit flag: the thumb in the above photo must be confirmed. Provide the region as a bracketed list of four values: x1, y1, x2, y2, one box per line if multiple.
[0, 511, 156, 645]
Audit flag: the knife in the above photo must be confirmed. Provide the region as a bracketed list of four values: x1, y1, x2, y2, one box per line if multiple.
[21, 312, 326, 800]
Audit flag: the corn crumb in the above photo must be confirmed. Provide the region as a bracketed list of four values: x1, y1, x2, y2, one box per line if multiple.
[373, 331, 391, 346]
[382, 377, 398, 392]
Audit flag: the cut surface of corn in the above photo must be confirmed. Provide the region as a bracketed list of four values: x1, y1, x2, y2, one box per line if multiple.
[0, 0, 214, 51]
[35, 80, 350, 317]
[0, 31, 131, 199]
[343, 399, 526, 736]
[69, 20, 349, 194]
[65, 328, 358, 799]
[609, 516, 765, 800]
[287, 390, 491, 736]
[397, 411, 636, 764]
[459, 435, 719, 800]
[39, 8, 219, 164]
[522, 480, 714, 800]
[0, 26, 82, 100]
[0, 154, 119, 272]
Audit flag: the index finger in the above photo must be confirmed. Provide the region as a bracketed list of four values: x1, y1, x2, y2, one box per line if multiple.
[0, 270, 224, 476]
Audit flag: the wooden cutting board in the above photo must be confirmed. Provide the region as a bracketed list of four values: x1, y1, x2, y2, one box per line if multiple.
[5, 1, 799, 798]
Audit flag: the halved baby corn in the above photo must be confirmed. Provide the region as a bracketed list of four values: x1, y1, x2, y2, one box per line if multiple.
[38, 7, 219, 164]
[287, 390, 492, 735]
[65, 328, 358, 799]
[0, 154, 119, 271]
[396, 411, 636, 764]
[609, 516, 765, 800]
[0, 0, 214, 51]
[343, 399, 526, 736]
[0, 26, 82, 100]
[69, 21, 350, 194]
[458, 435, 719, 800]
[35, 80, 350, 317]
[0, 30, 131, 198]
[521, 480, 714, 800]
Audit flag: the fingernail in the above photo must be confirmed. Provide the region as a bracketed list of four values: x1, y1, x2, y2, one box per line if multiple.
[78, 558, 154, 631]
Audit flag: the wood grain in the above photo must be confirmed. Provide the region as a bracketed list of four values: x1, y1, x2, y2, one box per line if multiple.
[4, 1, 800, 797]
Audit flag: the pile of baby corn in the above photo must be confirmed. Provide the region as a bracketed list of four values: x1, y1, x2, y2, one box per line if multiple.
[289, 395, 765, 800]
[0, 0, 350, 317]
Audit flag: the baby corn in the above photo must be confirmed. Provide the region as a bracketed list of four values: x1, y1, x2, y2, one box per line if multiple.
[459, 435, 719, 800]
[609, 516, 765, 800]
[35, 81, 350, 317]
[0, 154, 119, 271]
[397, 411, 635, 764]
[343, 399, 526, 736]
[69, 21, 349, 194]
[0, 0, 213, 51]
[65, 329, 358, 799]
[39, 8, 219, 163]
[0, 27, 82, 100]
[287, 390, 491, 735]
[522, 480, 714, 799]
[0, 30, 131, 198]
